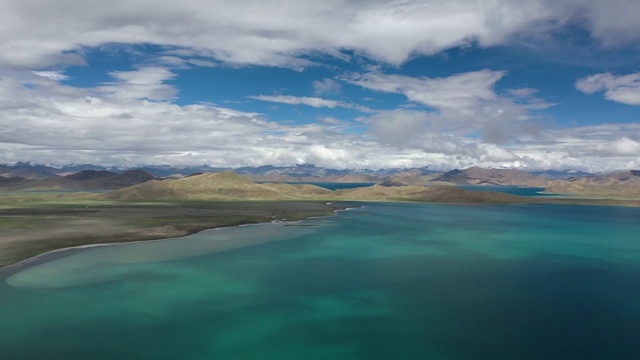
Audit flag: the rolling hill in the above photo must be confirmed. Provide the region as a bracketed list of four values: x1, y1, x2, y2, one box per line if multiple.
[102, 171, 533, 204]
[544, 170, 640, 198]
[0, 170, 159, 190]
[102, 171, 334, 201]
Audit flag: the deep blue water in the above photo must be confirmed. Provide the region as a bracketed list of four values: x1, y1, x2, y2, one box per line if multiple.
[1, 203, 640, 359]
[456, 185, 552, 196]
[261, 181, 376, 190]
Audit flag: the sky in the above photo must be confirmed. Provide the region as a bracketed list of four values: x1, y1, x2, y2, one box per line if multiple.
[1, 0, 640, 172]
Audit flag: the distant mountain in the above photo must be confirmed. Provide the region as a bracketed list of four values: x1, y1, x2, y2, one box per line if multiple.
[0, 176, 32, 187]
[66, 170, 118, 181]
[101, 171, 534, 204]
[0, 164, 61, 180]
[379, 170, 441, 187]
[106, 170, 160, 187]
[544, 170, 640, 198]
[102, 171, 333, 201]
[529, 170, 592, 180]
[1, 170, 159, 190]
[432, 167, 552, 186]
[566, 170, 640, 185]
[2, 162, 639, 199]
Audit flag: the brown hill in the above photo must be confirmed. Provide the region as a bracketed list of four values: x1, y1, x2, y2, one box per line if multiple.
[566, 170, 640, 186]
[544, 170, 640, 198]
[103, 170, 159, 187]
[66, 170, 118, 181]
[2, 169, 159, 191]
[0, 176, 33, 187]
[101, 171, 531, 204]
[0, 168, 60, 180]
[333, 185, 530, 203]
[544, 183, 640, 198]
[433, 166, 556, 187]
[101, 171, 333, 201]
[380, 172, 440, 186]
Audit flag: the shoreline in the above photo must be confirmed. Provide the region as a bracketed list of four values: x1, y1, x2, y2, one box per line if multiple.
[0, 203, 362, 273]
[2, 197, 639, 272]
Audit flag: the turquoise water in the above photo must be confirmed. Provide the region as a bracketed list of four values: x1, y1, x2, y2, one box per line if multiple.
[1, 203, 640, 359]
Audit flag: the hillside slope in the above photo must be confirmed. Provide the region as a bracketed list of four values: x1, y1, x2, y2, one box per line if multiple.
[102, 172, 333, 201]
[102, 172, 532, 204]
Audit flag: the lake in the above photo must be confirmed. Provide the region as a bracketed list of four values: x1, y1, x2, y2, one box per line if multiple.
[258, 181, 376, 190]
[1, 203, 640, 359]
[456, 185, 552, 196]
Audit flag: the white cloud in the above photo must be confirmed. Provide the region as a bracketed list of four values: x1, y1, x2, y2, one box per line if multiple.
[365, 110, 431, 147]
[248, 95, 371, 112]
[348, 70, 550, 144]
[0, 66, 638, 172]
[345, 69, 506, 110]
[312, 78, 342, 96]
[611, 137, 640, 156]
[1, 0, 640, 69]
[95, 67, 178, 101]
[576, 72, 640, 105]
[32, 71, 69, 81]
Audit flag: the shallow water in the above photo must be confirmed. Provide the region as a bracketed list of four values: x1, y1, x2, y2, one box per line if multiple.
[1, 203, 640, 359]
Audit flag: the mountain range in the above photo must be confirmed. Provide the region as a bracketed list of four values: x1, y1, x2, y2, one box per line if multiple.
[0, 169, 159, 190]
[2, 163, 640, 199]
[101, 171, 531, 204]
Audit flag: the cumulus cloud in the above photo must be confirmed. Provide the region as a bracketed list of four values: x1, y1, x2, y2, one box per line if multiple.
[0, 68, 562, 170]
[365, 110, 432, 147]
[0, 1, 638, 172]
[348, 70, 551, 144]
[610, 137, 640, 156]
[0, 68, 434, 169]
[1, 0, 640, 69]
[345, 69, 506, 110]
[94, 67, 179, 102]
[576, 72, 640, 105]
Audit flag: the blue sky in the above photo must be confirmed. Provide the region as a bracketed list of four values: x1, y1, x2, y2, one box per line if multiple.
[1, 0, 640, 171]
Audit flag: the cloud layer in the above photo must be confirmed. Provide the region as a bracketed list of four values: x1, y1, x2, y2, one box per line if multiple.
[2, 0, 640, 69]
[348, 69, 550, 144]
[0, 67, 638, 172]
[1, 0, 640, 172]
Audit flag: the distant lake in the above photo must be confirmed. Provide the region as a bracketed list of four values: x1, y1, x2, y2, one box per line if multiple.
[2, 203, 640, 359]
[457, 185, 552, 196]
[260, 181, 376, 190]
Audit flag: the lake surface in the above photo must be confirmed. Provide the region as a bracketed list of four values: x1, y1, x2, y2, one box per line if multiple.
[259, 181, 376, 190]
[456, 185, 551, 196]
[2, 203, 640, 359]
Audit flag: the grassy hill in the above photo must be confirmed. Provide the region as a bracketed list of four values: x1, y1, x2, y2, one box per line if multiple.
[102, 171, 333, 201]
[102, 171, 533, 204]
